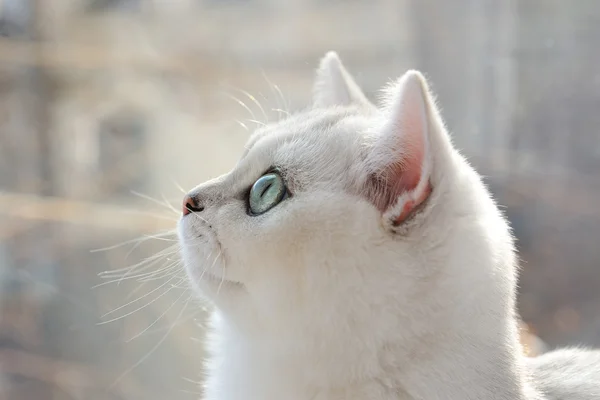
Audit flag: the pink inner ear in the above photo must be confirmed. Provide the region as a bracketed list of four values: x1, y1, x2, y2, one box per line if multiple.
[367, 135, 426, 214]
[366, 75, 431, 223]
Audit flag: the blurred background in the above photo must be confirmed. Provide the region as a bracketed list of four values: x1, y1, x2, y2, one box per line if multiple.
[0, 0, 599, 398]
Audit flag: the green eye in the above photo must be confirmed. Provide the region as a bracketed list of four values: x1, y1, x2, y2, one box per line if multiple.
[248, 172, 287, 215]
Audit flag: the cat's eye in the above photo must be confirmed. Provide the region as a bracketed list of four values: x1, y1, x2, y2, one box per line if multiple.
[248, 172, 288, 215]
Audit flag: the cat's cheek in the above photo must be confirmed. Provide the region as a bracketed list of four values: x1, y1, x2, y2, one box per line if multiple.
[180, 244, 209, 290]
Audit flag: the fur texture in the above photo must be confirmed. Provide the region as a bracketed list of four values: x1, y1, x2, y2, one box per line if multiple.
[177, 52, 600, 400]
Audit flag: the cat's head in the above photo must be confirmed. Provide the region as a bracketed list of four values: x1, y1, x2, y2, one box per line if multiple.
[178, 52, 516, 338]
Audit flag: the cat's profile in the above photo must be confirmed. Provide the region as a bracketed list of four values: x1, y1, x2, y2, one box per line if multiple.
[177, 51, 600, 400]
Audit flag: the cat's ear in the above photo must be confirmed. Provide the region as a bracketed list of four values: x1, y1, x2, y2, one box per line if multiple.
[366, 70, 439, 227]
[312, 51, 373, 109]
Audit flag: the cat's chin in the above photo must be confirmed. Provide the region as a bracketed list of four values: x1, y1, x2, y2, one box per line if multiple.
[182, 255, 246, 294]
[186, 269, 247, 305]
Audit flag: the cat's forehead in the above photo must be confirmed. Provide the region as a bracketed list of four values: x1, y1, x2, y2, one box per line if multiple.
[243, 108, 345, 154]
[235, 107, 371, 180]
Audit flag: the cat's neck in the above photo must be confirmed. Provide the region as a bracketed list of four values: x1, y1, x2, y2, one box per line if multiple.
[207, 305, 537, 400]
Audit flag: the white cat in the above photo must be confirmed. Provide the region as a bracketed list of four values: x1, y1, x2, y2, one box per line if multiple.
[177, 52, 600, 400]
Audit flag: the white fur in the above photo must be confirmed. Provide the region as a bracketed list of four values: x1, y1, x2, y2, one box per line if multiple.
[177, 52, 599, 400]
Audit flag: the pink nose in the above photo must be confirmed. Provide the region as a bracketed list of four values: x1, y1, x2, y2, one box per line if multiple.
[182, 195, 203, 216]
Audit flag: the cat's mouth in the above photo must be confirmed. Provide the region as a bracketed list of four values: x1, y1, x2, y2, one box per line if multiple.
[199, 270, 244, 288]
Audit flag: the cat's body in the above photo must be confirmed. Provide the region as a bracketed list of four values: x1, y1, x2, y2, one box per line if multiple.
[177, 52, 600, 400]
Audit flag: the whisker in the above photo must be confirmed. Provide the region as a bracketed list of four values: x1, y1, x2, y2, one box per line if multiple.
[96, 250, 178, 281]
[136, 309, 200, 337]
[215, 254, 227, 295]
[90, 234, 162, 253]
[124, 281, 148, 301]
[234, 120, 250, 132]
[107, 244, 179, 274]
[190, 336, 204, 344]
[260, 71, 282, 119]
[144, 231, 178, 240]
[109, 298, 190, 390]
[161, 276, 191, 290]
[113, 234, 177, 268]
[141, 235, 178, 243]
[97, 277, 186, 325]
[237, 88, 269, 124]
[137, 266, 185, 283]
[181, 374, 205, 394]
[97, 258, 177, 282]
[93, 275, 149, 289]
[188, 211, 211, 225]
[217, 271, 226, 294]
[130, 190, 180, 215]
[246, 119, 267, 127]
[101, 274, 182, 318]
[168, 282, 191, 290]
[182, 376, 203, 385]
[262, 70, 290, 115]
[200, 250, 221, 282]
[160, 192, 180, 215]
[222, 92, 256, 121]
[120, 238, 149, 265]
[128, 257, 182, 280]
[126, 290, 192, 342]
[94, 257, 180, 288]
[170, 178, 188, 195]
[271, 108, 290, 117]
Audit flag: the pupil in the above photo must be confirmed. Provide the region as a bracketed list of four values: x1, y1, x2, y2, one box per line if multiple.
[260, 182, 272, 198]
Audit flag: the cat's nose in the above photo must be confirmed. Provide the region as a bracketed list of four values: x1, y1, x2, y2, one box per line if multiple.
[182, 194, 204, 216]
